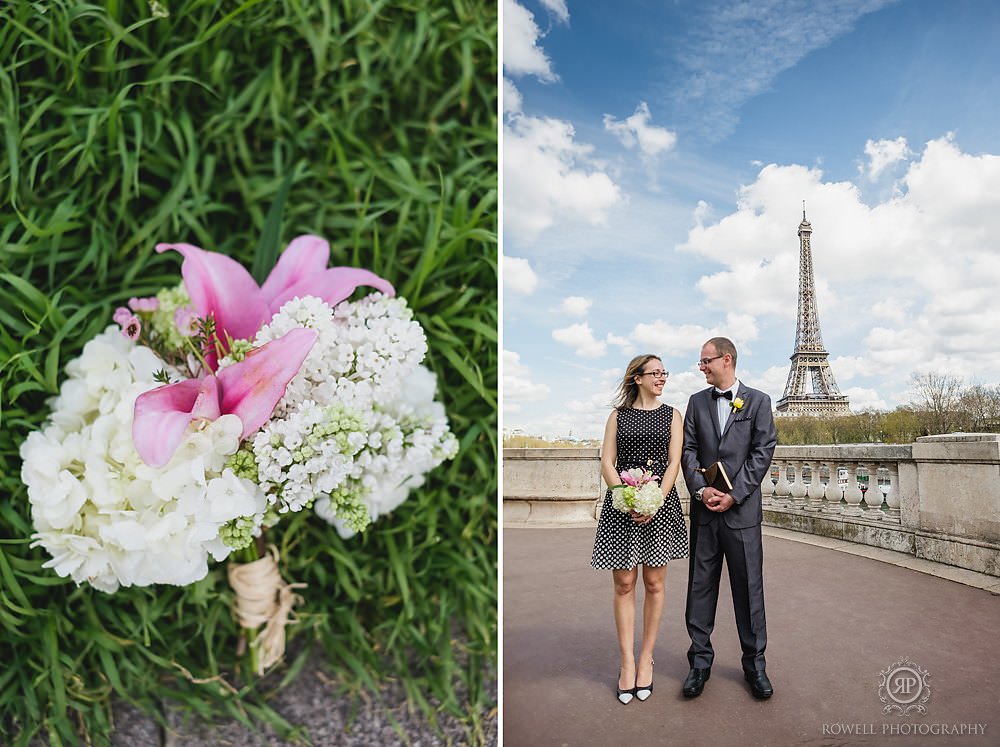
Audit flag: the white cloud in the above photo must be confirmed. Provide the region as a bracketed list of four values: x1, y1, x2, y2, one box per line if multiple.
[503, 0, 557, 81]
[503, 350, 551, 413]
[538, 0, 569, 24]
[630, 320, 715, 358]
[503, 114, 622, 243]
[841, 387, 887, 411]
[863, 137, 912, 180]
[693, 199, 712, 227]
[605, 333, 635, 356]
[694, 252, 800, 318]
[863, 325, 928, 366]
[870, 297, 910, 325]
[559, 296, 592, 316]
[503, 77, 523, 115]
[753, 365, 794, 402]
[828, 356, 869, 383]
[503, 255, 539, 295]
[566, 390, 613, 414]
[552, 322, 607, 358]
[603, 101, 678, 158]
[671, 2, 897, 141]
[629, 312, 759, 359]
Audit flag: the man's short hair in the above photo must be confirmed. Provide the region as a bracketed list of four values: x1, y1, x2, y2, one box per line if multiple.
[706, 336, 737, 367]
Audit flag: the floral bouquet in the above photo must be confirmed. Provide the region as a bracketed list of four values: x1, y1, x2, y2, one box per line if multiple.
[19, 235, 458, 674]
[611, 468, 664, 516]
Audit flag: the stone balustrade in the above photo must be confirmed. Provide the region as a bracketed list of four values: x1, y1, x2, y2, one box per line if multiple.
[502, 433, 1000, 577]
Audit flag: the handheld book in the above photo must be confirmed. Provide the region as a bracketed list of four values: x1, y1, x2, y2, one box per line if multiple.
[698, 461, 733, 492]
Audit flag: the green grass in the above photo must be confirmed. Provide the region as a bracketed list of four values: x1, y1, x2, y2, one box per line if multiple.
[0, 1, 497, 744]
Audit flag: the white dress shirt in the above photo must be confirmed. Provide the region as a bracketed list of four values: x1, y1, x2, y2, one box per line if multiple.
[715, 379, 741, 432]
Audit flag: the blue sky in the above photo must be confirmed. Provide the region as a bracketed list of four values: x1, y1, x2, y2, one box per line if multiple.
[502, 0, 1000, 439]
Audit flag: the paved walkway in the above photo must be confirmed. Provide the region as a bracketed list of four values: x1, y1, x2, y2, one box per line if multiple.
[503, 526, 1000, 747]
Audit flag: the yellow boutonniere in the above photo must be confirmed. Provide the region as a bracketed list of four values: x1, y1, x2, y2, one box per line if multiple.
[730, 397, 745, 412]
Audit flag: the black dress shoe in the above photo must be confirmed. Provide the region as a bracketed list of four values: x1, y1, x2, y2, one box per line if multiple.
[616, 670, 636, 705]
[682, 667, 711, 697]
[744, 670, 773, 699]
[636, 659, 654, 702]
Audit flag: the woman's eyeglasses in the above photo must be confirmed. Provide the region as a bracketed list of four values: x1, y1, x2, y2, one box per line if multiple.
[638, 370, 669, 379]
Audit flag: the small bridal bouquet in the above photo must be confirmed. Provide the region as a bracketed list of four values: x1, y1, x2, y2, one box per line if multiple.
[611, 468, 664, 516]
[19, 235, 458, 674]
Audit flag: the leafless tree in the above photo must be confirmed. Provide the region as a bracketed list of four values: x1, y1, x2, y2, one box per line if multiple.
[909, 372, 964, 435]
[958, 384, 1000, 432]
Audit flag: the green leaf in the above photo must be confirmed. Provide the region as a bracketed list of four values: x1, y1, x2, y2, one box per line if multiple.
[251, 166, 297, 285]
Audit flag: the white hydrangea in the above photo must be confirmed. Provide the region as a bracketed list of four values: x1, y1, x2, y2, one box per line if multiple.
[227, 295, 458, 537]
[632, 482, 665, 515]
[20, 328, 268, 593]
[610, 482, 663, 516]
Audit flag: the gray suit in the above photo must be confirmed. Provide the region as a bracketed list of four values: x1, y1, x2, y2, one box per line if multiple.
[681, 383, 777, 673]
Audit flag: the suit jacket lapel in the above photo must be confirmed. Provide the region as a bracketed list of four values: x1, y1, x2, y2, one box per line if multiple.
[704, 388, 722, 442]
[720, 383, 748, 441]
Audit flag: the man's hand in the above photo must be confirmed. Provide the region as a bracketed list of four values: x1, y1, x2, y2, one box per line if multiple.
[701, 486, 723, 502]
[703, 490, 735, 512]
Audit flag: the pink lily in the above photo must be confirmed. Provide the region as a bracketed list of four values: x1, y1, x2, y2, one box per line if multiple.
[156, 235, 394, 369]
[619, 469, 641, 487]
[154, 242, 270, 358]
[132, 376, 222, 468]
[215, 327, 318, 439]
[258, 234, 395, 314]
[132, 328, 318, 467]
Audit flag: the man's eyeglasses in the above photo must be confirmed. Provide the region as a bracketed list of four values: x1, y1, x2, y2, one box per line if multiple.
[638, 370, 669, 379]
[697, 355, 725, 366]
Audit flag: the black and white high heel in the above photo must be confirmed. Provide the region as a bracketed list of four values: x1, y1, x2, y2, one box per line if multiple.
[635, 660, 654, 702]
[616, 670, 636, 705]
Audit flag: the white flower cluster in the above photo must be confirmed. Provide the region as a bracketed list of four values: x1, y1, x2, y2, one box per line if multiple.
[224, 294, 458, 538]
[631, 482, 665, 515]
[19, 328, 267, 592]
[611, 482, 664, 516]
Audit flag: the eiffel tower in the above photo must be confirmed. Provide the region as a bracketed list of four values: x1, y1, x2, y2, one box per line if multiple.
[775, 207, 850, 416]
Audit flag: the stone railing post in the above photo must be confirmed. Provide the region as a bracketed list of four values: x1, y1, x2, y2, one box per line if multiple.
[884, 462, 901, 521]
[761, 467, 775, 507]
[789, 460, 808, 508]
[806, 461, 825, 511]
[860, 463, 883, 520]
[842, 463, 865, 517]
[772, 461, 791, 504]
[823, 463, 844, 514]
[910, 434, 1000, 575]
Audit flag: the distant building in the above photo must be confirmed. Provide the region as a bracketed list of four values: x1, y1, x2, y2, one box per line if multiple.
[776, 208, 851, 417]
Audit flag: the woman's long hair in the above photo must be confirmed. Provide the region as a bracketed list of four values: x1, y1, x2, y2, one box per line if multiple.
[611, 354, 662, 410]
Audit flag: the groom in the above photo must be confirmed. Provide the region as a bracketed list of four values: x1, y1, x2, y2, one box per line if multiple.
[680, 337, 777, 700]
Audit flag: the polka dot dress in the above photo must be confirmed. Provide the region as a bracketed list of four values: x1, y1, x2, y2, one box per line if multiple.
[591, 404, 689, 569]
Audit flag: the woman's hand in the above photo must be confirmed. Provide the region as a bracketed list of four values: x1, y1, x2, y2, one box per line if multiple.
[629, 510, 654, 525]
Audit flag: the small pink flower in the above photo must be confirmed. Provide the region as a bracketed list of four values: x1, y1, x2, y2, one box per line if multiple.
[174, 305, 199, 337]
[113, 307, 132, 326]
[128, 296, 160, 312]
[120, 315, 141, 341]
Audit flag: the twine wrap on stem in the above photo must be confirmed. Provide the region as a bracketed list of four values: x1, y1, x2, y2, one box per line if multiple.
[227, 545, 305, 675]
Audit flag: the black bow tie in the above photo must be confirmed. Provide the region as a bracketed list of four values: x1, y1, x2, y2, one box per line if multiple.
[711, 389, 733, 400]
